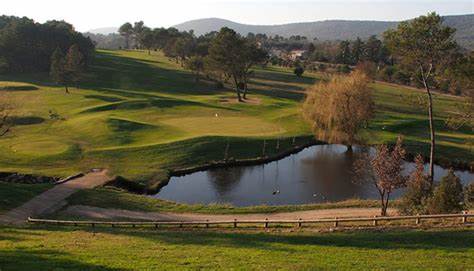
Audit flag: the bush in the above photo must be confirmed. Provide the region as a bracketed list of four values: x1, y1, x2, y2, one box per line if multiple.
[399, 155, 432, 215]
[427, 170, 464, 214]
[465, 183, 474, 209]
[294, 66, 304, 77]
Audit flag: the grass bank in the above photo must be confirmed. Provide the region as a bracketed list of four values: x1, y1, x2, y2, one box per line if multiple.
[0, 226, 472, 270]
[63, 187, 385, 215]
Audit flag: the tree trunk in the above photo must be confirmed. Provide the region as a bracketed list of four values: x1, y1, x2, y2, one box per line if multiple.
[65, 85, 69, 94]
[233, 77, 242, 102]
[243, 82, 248, 100]
[423, 81, 435, 184]
[379, 191, 386, 216]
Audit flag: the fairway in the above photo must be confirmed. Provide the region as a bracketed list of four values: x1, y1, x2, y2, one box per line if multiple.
[0, 50, 472, 188]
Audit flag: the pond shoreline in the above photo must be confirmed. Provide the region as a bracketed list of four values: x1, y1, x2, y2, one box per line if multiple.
[108, 140, 473, 198]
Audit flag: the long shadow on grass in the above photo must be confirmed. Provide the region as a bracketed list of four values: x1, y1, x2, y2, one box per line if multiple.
[0, 249, 121, 271]
[34, 227, 474, 253]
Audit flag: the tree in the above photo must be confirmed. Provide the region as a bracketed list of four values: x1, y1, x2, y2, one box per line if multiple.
[398, 154, 432, 215]
[50, 45, 85, 93]
[427, 170, 464, 214]
[351, 37, 364, 64]
[384, 12, 458, 184]
[119, 22, 133, 49]
[50, 48, 67, 92]
[336, 40, 352, 64]
[133, 21, 145, 48]
[185, 56, 204, 82]
[206, 28, 267, 101]
[294, 66, 304, 77]
[354, 137, 407, 216]
[64, 44, 85, 86]
[302, 71, 374, 150]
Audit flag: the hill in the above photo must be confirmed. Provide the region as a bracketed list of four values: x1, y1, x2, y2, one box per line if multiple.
[174, 14, 474, 49]
[86, 27, 118, 35]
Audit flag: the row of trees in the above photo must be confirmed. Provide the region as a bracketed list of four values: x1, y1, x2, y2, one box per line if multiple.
[118, 22, 269, 101]
[0, 16, 94, 73]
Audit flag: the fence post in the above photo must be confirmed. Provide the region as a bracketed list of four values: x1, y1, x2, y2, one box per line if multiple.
[264, 218, 268, 228]
[373, 216, 378, 226]
[206, 219, 209, 228]
[334, 217, 338, 227]
[462, 211, 468, 224]
[233, 219, 237, 228]
[416, 214, 421, 225]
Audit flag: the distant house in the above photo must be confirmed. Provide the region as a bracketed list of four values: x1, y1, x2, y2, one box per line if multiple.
[288, 50, 306, 61]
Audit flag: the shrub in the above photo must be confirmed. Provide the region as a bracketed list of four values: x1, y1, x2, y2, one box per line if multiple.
[426, 169, 464, 214]
[294, 66, 304, 77]
[398, 155, 432, 215]
[465, 182, 474, 209]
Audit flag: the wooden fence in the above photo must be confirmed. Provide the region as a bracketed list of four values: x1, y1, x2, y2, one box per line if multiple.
[28, 212, 472, 229]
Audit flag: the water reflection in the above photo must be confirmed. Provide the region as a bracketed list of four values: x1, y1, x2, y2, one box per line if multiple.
[155, 144, 473, 206]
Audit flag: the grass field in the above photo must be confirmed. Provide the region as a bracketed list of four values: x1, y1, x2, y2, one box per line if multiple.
[0, 226, 472, 270]
[0, 49, 472, 189]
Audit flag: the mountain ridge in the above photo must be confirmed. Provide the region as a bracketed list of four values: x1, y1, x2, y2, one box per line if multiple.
[173, 14, 474, 48]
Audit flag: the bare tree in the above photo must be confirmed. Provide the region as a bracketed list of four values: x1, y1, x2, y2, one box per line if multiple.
[354, 137, 407, 216]
[302, 71, 374, 151]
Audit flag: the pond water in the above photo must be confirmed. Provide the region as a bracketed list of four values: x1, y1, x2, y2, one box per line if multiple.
[154, 144, 473, 206]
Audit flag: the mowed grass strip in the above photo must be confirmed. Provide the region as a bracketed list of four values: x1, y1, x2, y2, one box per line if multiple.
[0, 49, 471, 182]
[0, 226, 472, 270]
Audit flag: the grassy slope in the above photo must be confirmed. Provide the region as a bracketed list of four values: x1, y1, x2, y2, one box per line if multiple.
[0, 49, 471, 185]
[0, 226, 472, 270]
[62, 187, 381, 215]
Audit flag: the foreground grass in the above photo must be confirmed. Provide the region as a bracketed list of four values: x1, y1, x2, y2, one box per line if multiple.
[0, 182, 52, 214]
[0, 226, 472, 270]
[64, 187, 382, 215]
[0, 49, 471, 186]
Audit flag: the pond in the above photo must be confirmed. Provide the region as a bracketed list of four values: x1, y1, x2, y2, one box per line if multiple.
[154, 144, 473, 206]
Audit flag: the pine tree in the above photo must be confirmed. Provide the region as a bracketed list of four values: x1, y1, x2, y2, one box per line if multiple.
[64, 44, 85, 86]
[427, 169, 464, 214]
[50, 47, 67, 93]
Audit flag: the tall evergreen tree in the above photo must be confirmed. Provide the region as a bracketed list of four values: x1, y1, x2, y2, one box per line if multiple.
[50, 48, 67, 92]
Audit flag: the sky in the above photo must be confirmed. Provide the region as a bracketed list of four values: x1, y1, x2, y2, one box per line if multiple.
[1, 0, 473, 32]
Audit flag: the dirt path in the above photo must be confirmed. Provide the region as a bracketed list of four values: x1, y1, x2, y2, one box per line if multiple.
[0, 170, 112, 225]
[61, 205, 397, 222]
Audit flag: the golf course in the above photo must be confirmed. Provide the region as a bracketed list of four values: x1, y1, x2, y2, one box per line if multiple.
[1, 49, 473, 270]
[0, 50, 471, 188]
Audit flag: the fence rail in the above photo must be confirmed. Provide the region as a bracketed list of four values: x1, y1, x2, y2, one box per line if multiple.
[28, 212, 472, 229]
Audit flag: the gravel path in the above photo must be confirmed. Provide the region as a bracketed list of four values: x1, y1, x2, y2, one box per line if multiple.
[0, 170, 111, 225]
[61, 205, 397, 222]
